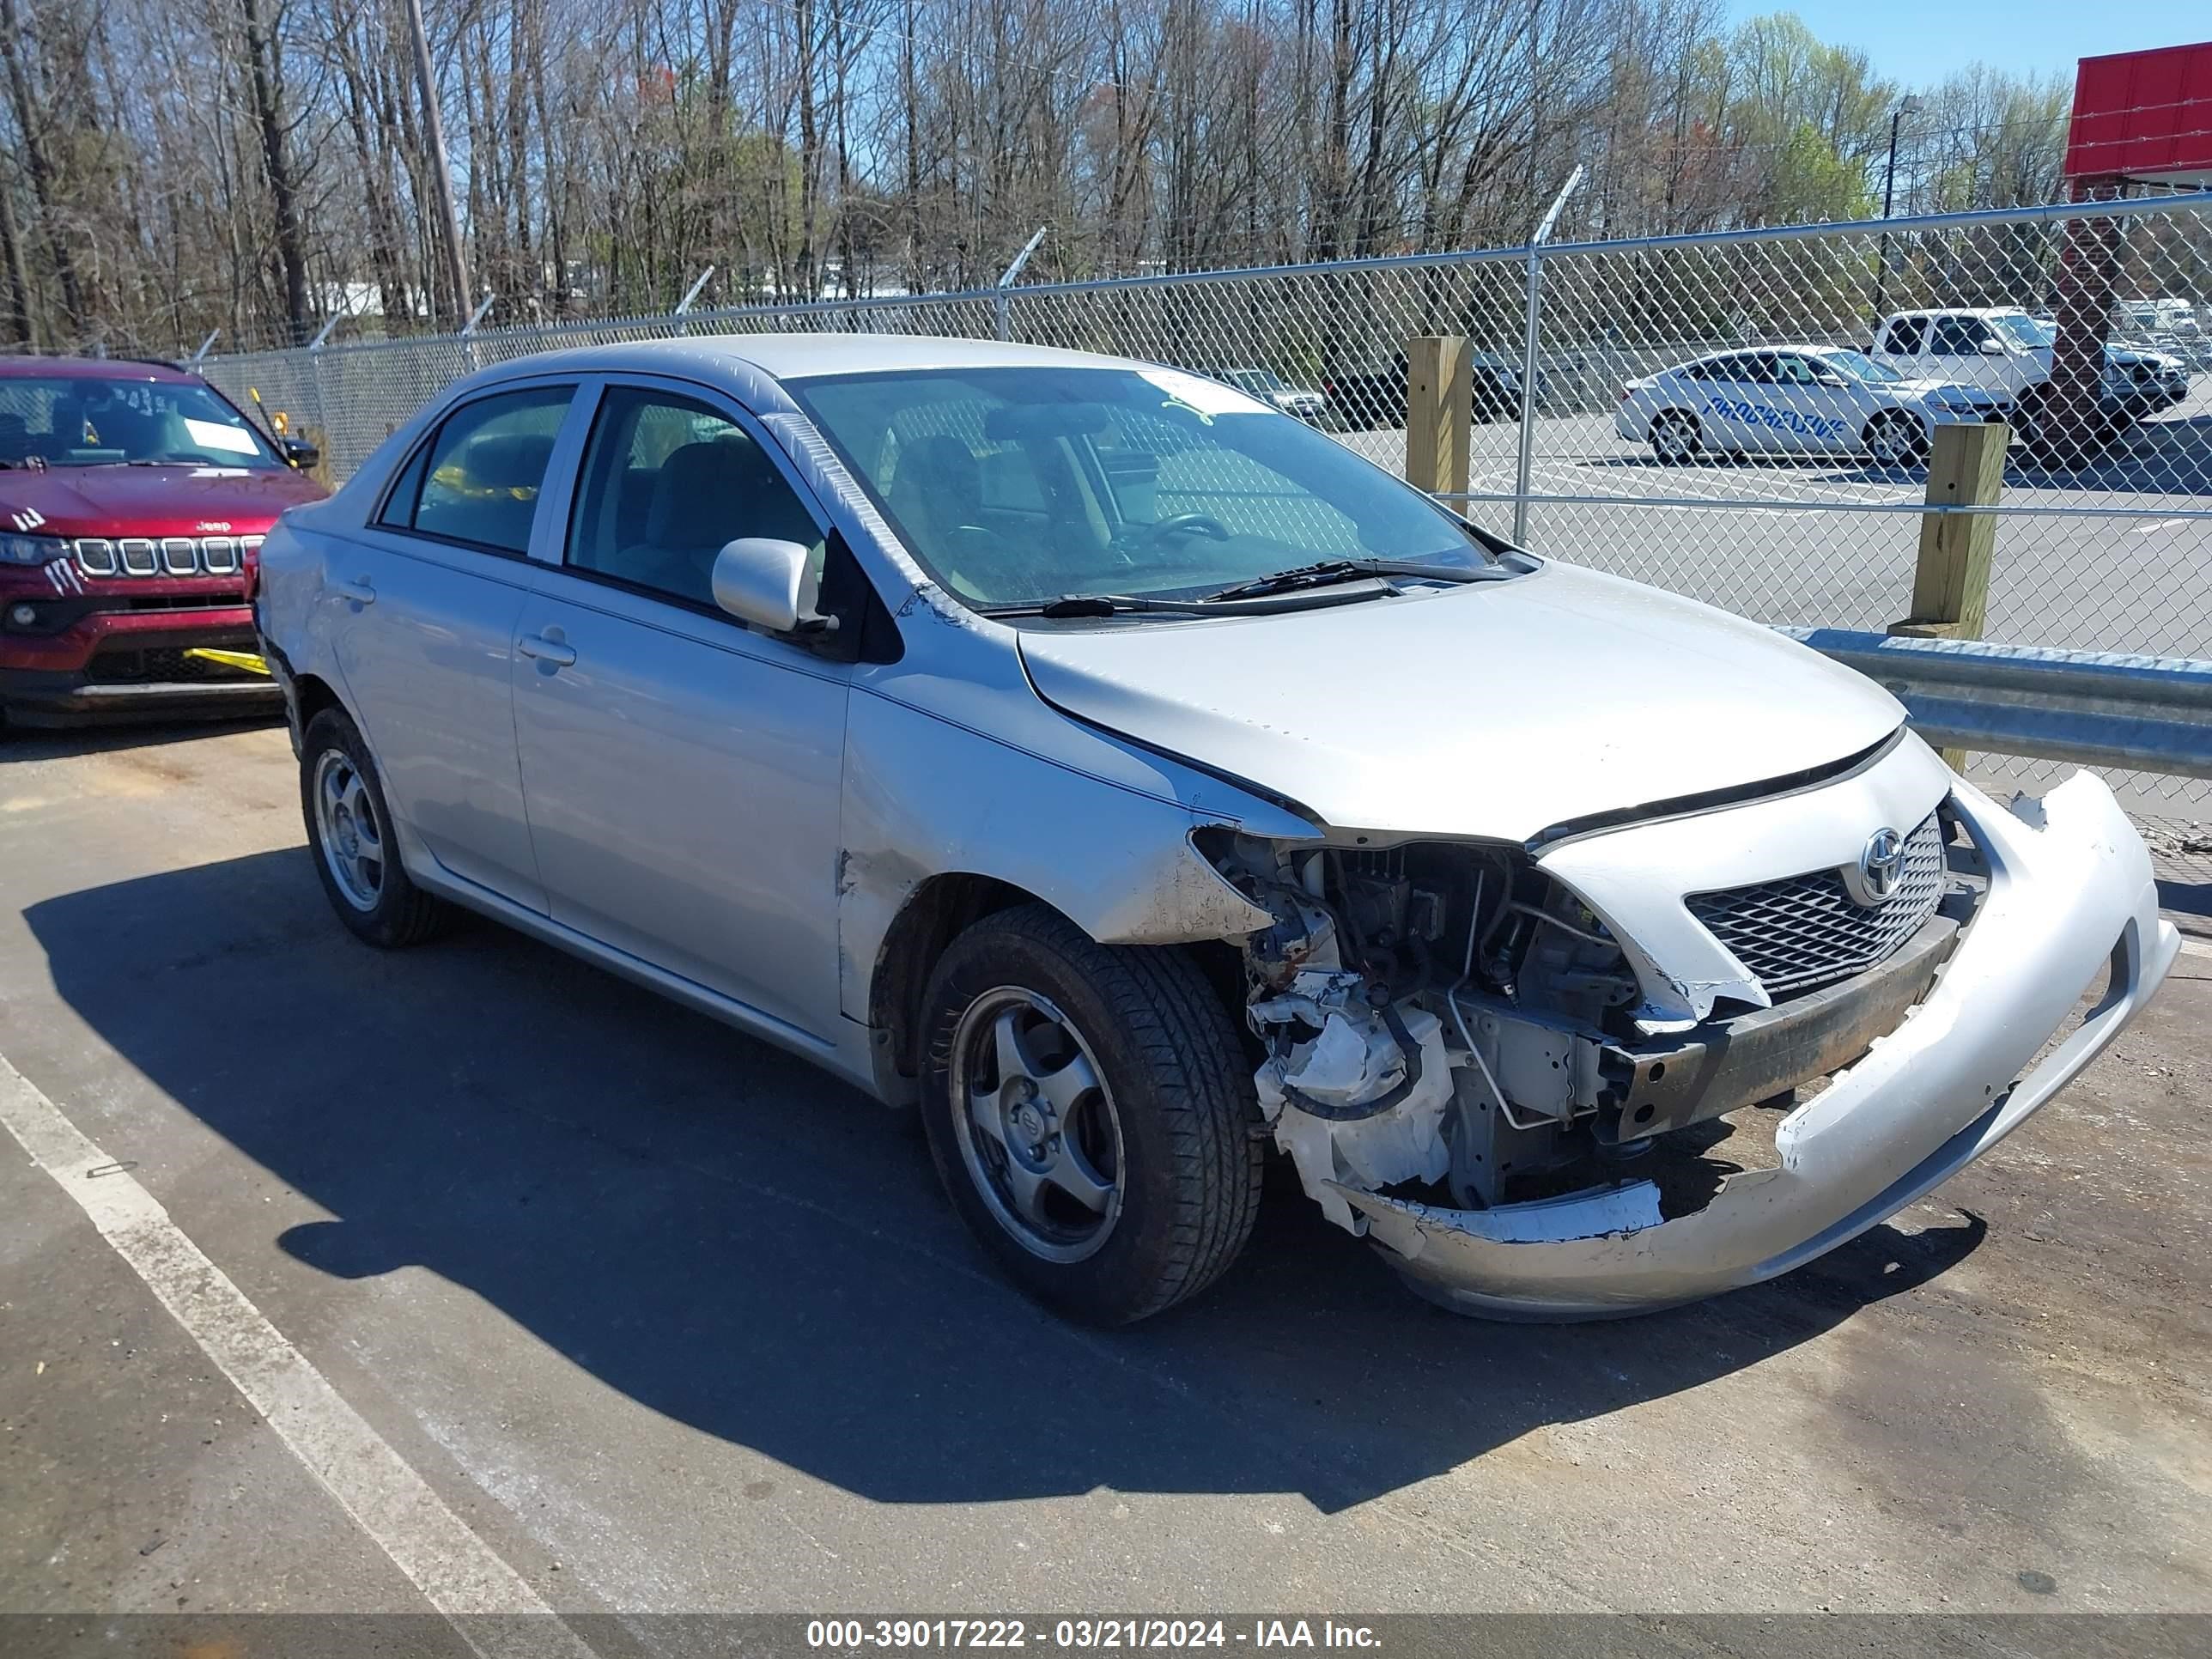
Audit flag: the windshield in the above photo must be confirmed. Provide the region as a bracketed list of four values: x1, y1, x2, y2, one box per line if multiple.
[0, 374, 283, 470]
[786, 365, 1495, 611]
[1223, 368, 1285, 394]
[1992, 314, 2055, 349]
[1819, 349, 1901, 384]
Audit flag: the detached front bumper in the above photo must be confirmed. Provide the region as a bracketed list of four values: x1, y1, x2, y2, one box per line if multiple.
[1340, 773, 2178, 1319]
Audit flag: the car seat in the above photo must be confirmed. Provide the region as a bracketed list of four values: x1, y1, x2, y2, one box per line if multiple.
[626, 434, 823, 606]
[456, 432, 556, 548]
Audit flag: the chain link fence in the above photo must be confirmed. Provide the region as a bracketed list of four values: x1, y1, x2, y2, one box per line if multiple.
[188, 196, 2212, 872]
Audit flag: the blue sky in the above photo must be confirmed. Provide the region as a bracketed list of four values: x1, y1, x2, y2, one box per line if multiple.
[1729, 3, 2209, 86]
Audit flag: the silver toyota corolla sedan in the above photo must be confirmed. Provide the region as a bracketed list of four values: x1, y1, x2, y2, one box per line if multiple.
[256, 336, 2178, 1325]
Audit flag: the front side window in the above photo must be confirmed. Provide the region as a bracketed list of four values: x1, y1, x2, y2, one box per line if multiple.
[381, 386, 573, 554]
[0, 374, 283, 469]
[566, 386, 822, 608]
[785, 365, 1494, 611]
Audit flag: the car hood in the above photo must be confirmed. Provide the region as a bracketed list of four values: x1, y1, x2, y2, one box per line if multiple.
[2106, 345, 2183, 370]
[0, 464, 325, 539]
[1017, 562, 1905, 842]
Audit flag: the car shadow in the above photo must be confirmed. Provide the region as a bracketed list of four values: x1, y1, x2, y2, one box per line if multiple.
[24, 848, 1986, 1513]
[0, 709, 280, 762]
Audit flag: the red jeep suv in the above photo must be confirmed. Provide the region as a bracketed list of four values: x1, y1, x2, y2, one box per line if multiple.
[0, 356, 328, 728]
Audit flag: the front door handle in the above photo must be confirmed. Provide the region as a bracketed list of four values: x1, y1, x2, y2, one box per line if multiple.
[516, 633, 577, 667]
[332, 576, 375, 605]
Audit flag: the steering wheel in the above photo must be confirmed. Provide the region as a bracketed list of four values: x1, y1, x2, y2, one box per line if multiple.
[1141, 513, 1231, 546]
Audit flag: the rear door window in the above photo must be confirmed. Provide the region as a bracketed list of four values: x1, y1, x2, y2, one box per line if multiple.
[379, 386, 574, 555]
[1882, 317, 1927, 355]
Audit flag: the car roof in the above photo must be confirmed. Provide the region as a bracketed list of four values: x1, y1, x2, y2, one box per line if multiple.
[466, 333, 1146, 386]
[0, 354, 197, 382]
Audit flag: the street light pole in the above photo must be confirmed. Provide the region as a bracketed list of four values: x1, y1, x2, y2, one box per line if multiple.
[1872, 94, 1924, 322]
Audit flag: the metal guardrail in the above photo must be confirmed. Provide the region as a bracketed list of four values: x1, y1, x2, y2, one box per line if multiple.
[1777, 628, 2212, 779]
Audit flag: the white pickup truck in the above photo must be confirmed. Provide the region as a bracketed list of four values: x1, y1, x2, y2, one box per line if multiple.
[1869, 307, 2189, 426]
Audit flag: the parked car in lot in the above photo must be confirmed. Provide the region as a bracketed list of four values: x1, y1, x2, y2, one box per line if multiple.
[258, 336, 2177, 1325]
[0, 356, 325, 727]
[1871, 307, 2190, 429]
[1324, 352, 1524, 428]
[1198, 367, 1328, 423]
[1618, 346, 2007, 466]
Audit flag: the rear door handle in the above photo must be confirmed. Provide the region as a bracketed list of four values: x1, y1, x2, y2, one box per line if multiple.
[516, 633, 577, 667]
[332, 577, 374, 605]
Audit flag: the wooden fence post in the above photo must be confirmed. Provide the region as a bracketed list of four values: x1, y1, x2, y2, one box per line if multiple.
[1406, 336, 1472, 498]
[1890, 419, 2011, 766]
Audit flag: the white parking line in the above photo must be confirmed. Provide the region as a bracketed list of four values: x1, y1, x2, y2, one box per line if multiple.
[2182, 937, 2211, 962]
[0, 1052, 595, 1658]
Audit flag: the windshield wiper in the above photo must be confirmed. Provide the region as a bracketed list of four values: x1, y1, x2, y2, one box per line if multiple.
[1198, 557, 1498, 603]
[979, 593, 1229, 619]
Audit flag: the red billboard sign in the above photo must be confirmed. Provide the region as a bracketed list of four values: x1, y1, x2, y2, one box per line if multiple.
[2066, 41, 2212, 188]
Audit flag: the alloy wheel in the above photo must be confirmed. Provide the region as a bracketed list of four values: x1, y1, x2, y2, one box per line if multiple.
[948, 988, 1126, 1263]
[1651, 413, 1698, 465]
[313, 748, 386, 912]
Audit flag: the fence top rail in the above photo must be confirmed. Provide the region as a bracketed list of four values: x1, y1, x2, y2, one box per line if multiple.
[201, 190, 2212, 369]
[1534, 191, 2209, 262]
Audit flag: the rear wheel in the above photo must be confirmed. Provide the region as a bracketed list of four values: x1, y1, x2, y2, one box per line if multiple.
[300, 708, 453, 948]
[1649, 410, 1703, 465]
[1864, 410, 1929, 469]
[917, 904, 1262, 1325]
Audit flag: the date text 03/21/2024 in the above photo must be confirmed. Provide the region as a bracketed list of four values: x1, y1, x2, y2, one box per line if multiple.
[804, 1620, 1383, 1650]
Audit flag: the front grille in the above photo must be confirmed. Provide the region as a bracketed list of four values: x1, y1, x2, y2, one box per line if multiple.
[1686, 811, 1947, 998]
[73, 534, 264, 579]
[129, 590, 247, 611]
[86, 646, 261, 684]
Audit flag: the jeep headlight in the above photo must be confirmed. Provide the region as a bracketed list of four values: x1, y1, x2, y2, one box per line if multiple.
[0, 533, 67, 566]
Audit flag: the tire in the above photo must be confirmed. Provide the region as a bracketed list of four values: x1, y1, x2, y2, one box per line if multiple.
[1863, 411, 1929, 469]
[917, 904, 1263, 1325]
[1649, 409, 1702, 465]
[299, 707, 453, 948]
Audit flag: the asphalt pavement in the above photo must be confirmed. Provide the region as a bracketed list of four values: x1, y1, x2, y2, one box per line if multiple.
[3, 721, 2209, 1655]
[1344, 388, 2212, 659]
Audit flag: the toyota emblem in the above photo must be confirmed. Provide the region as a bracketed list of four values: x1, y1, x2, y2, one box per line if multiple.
[1853, 828, 1906, 905]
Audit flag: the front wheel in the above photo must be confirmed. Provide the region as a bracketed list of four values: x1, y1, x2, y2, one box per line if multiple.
[300, 708, 453, 948]
[918, 905, 1263, 1325]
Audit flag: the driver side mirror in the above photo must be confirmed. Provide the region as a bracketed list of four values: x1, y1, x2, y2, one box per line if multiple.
[712, 538, 836, 635]
[279, 435, 320, 468]
[1814, 372, 1849, 387]
[1978, 339, 2007, 356]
